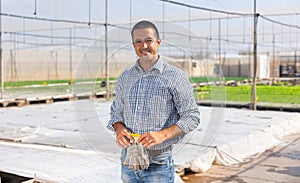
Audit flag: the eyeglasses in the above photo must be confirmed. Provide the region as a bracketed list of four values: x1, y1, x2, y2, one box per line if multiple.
[133, 38, 156, 46]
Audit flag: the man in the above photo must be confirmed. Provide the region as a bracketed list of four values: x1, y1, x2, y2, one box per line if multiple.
[107, 20, 200, 183]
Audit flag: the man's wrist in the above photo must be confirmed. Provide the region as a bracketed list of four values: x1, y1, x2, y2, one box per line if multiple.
[112, 122, 126, 133]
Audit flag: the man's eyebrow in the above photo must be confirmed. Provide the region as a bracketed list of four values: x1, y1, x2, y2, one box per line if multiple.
[145, 37, 154, 40]
[134, 37, 153, 40]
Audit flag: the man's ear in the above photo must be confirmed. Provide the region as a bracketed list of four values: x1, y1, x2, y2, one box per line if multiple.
[157, 39, 161, 46]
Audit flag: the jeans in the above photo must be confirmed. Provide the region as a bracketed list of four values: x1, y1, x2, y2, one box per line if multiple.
[120, 148, 175, 183]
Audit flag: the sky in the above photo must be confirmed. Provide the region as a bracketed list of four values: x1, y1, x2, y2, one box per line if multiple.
[2, 0, 300, 54]
[3, 0, 300, 25]
[1, 0, 300, 84]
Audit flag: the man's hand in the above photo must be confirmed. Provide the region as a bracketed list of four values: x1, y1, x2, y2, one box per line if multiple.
[138, 131, 165, 149]
[113, 122, 134, 148]
[138, 124, 185, 148]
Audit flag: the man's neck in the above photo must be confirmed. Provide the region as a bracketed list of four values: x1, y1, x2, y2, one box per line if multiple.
[139, 55, 159, 72]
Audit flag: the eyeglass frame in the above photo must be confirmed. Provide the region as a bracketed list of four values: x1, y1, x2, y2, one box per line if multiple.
[132, 38, 158, 46]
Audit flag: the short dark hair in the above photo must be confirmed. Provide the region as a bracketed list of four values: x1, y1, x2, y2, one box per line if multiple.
[131, 20, 160, 41]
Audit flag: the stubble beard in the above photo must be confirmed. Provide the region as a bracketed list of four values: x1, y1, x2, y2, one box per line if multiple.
[139, 55, 153, 62]
[139, 50, 158, 63]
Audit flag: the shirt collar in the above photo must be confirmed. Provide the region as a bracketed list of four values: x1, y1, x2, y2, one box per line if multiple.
[134, 55, 164, 74]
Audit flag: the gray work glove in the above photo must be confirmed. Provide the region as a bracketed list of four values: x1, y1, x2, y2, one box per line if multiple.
[123, 136, 149, 171]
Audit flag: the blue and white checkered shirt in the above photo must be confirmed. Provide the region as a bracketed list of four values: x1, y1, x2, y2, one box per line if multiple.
[107, 56, 200, 150]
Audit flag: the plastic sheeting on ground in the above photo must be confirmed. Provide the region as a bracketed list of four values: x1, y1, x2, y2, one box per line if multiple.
[0, 101, 299, 182]
[173, 106, 300, 173]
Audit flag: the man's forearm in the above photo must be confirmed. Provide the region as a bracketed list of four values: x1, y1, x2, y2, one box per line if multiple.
[160, 124, 185, 141]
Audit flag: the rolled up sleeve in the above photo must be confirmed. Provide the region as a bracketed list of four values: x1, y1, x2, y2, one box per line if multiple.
[107, 77, 125, 131]
[173, 75, 200, 134]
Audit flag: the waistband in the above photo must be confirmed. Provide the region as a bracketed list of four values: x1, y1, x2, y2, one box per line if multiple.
[147, 146, 172, 156]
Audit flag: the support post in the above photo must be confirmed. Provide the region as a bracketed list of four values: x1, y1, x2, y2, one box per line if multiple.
[0, 0, 3, 99]
[251, 0, 258, 110]
[105, 0, 110, 99]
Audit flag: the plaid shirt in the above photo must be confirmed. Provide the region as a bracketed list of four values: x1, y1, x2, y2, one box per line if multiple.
[107, 57, 200, 150]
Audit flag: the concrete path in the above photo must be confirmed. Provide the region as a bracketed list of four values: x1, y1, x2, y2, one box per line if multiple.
[182, 134, 300, 183]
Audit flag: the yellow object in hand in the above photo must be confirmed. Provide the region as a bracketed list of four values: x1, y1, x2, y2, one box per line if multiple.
[130, 133, 141, 138]
[130, 133, 141, 143]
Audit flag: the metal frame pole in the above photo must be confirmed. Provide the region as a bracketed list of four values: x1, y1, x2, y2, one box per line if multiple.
[0, 0, 3, 99]
[251, 0, 258, 110]
[105, 0, 109, 99]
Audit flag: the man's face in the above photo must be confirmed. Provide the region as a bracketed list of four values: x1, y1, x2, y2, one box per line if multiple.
[132, 28, 161, 62]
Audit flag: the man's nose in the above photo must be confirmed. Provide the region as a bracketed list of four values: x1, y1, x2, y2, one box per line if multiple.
[142, 42, 148, 48]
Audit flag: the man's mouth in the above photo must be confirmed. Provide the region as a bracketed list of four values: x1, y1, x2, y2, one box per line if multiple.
[140, 49, 151, 55]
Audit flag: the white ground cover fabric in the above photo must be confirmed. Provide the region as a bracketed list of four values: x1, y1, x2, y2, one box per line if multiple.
[0, 100, 299, 182]
[174, 107, 300, 173]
